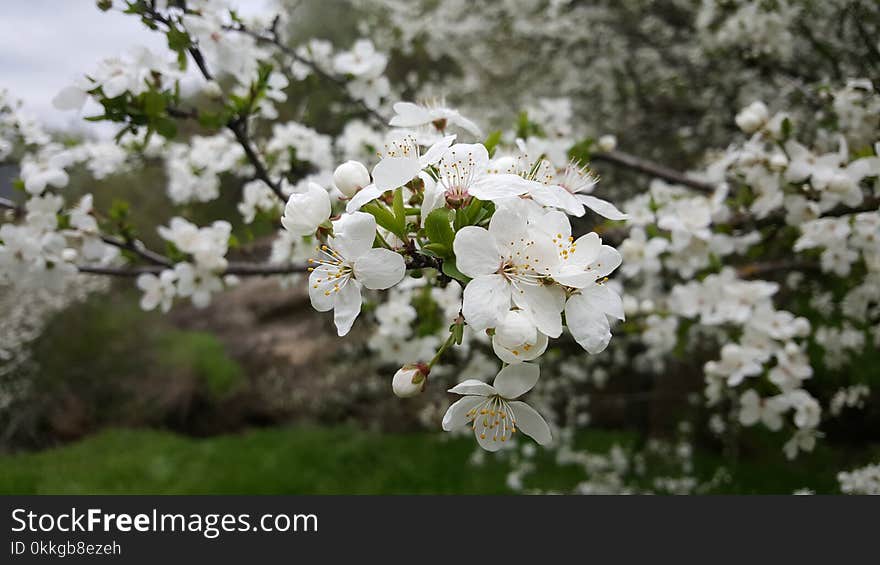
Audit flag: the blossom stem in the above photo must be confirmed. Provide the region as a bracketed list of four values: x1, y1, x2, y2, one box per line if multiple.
[428, 330, 458, 369]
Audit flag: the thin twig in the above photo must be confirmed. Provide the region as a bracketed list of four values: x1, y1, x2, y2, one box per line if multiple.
[736, 259, 820, 279]
[99, 235, 173, 267]
[228, 117, 286, 200]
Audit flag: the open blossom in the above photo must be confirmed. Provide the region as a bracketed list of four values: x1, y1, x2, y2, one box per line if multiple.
[174, 262, 223, 309]
[281, 182, 331, 237]
[389, 101, 482, 137]
[345, 133, 455, 212]
[453, 208, 564, 337]
[735, 101, 769, 133]
[308, 212, 405, 336]
[442, 363, 551, 451]
[158, 217, 231, 271]
[738, 389, 785, 431]
[136, 269, 177, 313]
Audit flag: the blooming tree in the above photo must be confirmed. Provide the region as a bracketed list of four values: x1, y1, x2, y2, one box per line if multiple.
[1, 0, 879, 491]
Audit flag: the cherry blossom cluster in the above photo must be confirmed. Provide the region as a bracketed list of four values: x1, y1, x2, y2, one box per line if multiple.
[277, 100, 628, 450]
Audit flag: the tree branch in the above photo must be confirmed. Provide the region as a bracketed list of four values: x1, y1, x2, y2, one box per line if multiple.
[76, 261, 309, 278]
[591, 150, 717, 194]
[227, 117, 286, 201]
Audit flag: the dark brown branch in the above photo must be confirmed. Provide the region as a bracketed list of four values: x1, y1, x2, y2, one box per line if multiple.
[228, 117, 286, 201]
[99, 235, 173, 267]
[591, 150, 717, 194]
[76, 261, 309, 278]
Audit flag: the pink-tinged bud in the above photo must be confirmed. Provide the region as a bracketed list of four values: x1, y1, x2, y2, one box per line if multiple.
[333, 161, 370, 198]
[392, 364, 428, 398]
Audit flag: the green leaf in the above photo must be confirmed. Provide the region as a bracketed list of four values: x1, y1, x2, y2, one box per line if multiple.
[392, 187, 406, 233]
[441, 258, 470, 284]
[154, 117, 178, 139]
[451, 321, 464, 345]
[363, 201, 404, 237]
[421, 243, 450, 258]
[424, 208, 455, 252]
[166, 26, 191, 53]
[483, 130, 503, 157]
[142, 90, 166, 118]
[569, 137, 595, 163]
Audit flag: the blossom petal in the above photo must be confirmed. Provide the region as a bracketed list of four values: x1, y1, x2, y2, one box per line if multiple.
[493, 331, 548, 364]
[462, 274, 511, 331]
[468, 174, 531, 201]
[354, 248, 405, 289]
[475, 428, 505, 452]
[448, 379, 496, 396]
[332, 279, 362, 337]
[441, 396, 483, 431]
[581, 283, 625, 320]
[389, 102, 431, 128]
[565, 293, 612, 354]
[331, 211, 376, 260]
[372, 156, 420, 191]
[308, 269, 335, 312]
[419, 134, 457, 167]
[492, 363, 540, 399]
[578, 194, 628, 221]
[453, 226, 502, 277]
[592, 245, 622, 278]
[509, 401, 552, 445]
[345, 184, 383, 212]
[529, 183, 581, 215]
[512, 284, 564, 338]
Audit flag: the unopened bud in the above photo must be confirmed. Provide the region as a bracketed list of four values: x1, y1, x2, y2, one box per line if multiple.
[203, 81, 223, 99]
[597, 134, 617, 152]
[392, 364, 428, 398]
[769, 152, 788, 171]
[735, 101, 769, 134]
[333, 160, 371, 198]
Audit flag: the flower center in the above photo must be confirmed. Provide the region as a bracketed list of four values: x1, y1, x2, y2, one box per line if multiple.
[439, 153, 478, 202]
[466, 396, 517, 443]
[308, 244, 354, 296]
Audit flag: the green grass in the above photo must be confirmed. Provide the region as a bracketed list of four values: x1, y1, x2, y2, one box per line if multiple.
[0, 427, 874, 494]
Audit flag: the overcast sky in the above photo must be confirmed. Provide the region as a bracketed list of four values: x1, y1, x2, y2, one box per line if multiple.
[0, 0, 274, 138]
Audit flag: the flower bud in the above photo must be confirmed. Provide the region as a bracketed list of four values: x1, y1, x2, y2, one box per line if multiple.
[333, 160, 371, 198]
[769, 152, 788, 171]
[61, 248, 78, 262]
[828, 173, 853, 193]
[597, 134, 617, 152]
[281, 182, 331, 236]
[392, 364, 428, 398]
[203, 81, 223, 99]
[735, 101, 769, 134]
